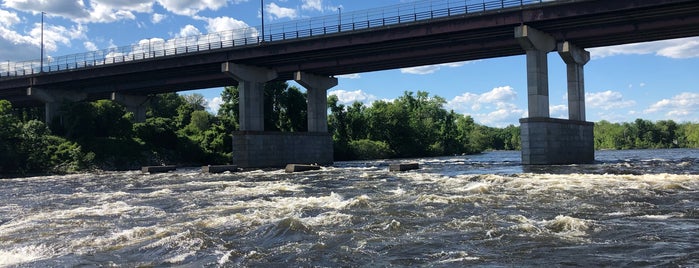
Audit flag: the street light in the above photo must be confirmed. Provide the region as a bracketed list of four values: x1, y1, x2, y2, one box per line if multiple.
[338, 7, 342, 31]
[40, 11, 45, 73]
[260, 0, 265, 42]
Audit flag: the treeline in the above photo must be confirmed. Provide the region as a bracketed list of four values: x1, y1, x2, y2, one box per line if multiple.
[2, 83, 697, 175]
[328, 91, 520, 160]
[0, 81, 306, 175]
[595, 119, 699, 149]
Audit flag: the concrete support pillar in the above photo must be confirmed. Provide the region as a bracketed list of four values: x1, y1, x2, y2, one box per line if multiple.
[111, 93, 149, 122]
[27, 87, 87, 124]
[515, 25, 556, 118]
[222, 62, 278, 131]
[294, 71, 338, 133]
[558, 41, 590, 121]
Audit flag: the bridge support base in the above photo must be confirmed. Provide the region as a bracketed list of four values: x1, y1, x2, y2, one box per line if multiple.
[111, 93, 149, 122]
[27, 87, 87, 125]
[232, 131, 333, 168]
[520, 118, 594, 165]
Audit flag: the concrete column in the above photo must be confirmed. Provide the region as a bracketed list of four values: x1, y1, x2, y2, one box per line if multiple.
[558, 41, 590, 121]
[111, 93, 149, 122]
[222, 62, 278, 131]
[27, 87, 87, 124]
[515, 25, 556, 118]
[294, 71, 338, 133]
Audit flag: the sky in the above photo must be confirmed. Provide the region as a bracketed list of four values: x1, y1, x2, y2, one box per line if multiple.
[1, 0, 698, 127]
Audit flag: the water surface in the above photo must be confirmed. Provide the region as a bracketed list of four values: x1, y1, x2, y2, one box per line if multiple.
[1, 149, 697, 267]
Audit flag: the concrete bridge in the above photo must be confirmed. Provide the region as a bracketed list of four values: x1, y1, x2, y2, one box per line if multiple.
[1, 0, 699, 167]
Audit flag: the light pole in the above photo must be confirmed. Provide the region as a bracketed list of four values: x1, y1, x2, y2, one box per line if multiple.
[338, 7, 342, 31]
[260, 0, 265, 42]
[40, 11, 45, 73]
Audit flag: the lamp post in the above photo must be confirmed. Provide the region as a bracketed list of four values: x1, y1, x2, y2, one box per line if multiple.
[40, 11, 45, 73]
[338, 7, 342, 31]
[260, 0, 265, 42]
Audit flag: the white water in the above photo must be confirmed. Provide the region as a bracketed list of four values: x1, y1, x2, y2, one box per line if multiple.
[0, 149, 697, 267]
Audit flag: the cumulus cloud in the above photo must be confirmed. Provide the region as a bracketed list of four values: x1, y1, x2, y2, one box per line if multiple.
[328, 89, 377, 105]
[0, 9, 20, 26]
[265, 2, 298, 20]
[585, 90, 636, 110]
[177, 24, 201, 37]
[3, 0, 89, 21]
[400, 61, 472, 75]
[156, 0, 227, 16]
[301, 0, 323, 11]
[83, 41, 98, 51]
[208, 96, 223, 114]
[590, 36, 699, 59]
[644, 92, 699, 120]
[204, 16, 250, 33]
[446, 86, 525, 127]
[550, 104, 568, 119]
[152, 13, 167, 24]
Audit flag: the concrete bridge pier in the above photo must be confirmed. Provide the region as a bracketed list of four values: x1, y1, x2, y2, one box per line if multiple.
[222, 63, 335, 168]
[111, 93, 149, 122]
[515, 26, 594, 165]
[294, 71, 337, 133]
[26, 87, 87, 125]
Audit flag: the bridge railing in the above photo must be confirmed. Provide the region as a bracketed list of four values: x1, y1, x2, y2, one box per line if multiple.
[0, 0, 547, 78]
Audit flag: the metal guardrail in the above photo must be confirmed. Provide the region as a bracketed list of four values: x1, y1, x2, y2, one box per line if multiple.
[0, 0, 546, 78]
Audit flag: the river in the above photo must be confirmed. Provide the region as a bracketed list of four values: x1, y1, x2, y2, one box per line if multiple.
[1, 149, 697, 267]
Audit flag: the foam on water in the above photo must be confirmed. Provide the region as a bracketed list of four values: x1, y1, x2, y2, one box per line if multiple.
[0, 149, 697, 266]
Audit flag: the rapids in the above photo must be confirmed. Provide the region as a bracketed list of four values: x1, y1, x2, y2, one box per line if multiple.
[1, 149, 697, 267]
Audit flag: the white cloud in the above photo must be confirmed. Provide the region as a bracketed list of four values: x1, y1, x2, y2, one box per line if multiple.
[3, 0, 89, 21]
[83, 41, 98, 51]
[446, 86, 525, 127]
[177, 24, 201, 37]
[550, 104, 568, 119]
[266, 3, 297, 20]
[301, 0, 323, 11]
[447, 86, 517, 111]
[644, 92, 699, 120]
[0, 9, 20, 26]
[157, 0, 228, 16]
[328, 89, 377, 105]
[152, 13, 167, 24]
[204, 16, 249, 33]
[585, 90, 636, 110]
[590, 37, 699, 59]
[208, 96, 223, 114]
[400, 61, 472, 75]
[337, 73, 360, 79]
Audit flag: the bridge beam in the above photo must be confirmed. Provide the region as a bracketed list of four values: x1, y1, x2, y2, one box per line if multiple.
[26, 87, 87, 125]
[515, 25, 556, 118]
[558, 41, 590, 121]
[111, 93, 150, 123]
[222, 62, 278, 131]
[294, 71, 338, 133]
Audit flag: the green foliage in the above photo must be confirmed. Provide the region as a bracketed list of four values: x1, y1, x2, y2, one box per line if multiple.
[594, 119, 695, 150]
[0, 100, 94, 175]
[328, 91, 497, 160]
[348, 139, 394, 160]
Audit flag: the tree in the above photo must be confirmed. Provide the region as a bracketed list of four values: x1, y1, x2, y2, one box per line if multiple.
[218, 86, 239, 132]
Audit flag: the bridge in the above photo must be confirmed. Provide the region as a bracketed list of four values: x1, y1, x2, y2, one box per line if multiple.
[1, 0, 699, 167]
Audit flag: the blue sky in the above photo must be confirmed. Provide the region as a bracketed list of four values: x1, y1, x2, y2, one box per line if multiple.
[1, 0, 698, 127]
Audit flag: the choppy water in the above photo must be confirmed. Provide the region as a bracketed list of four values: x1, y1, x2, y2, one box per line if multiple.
[1, 149, 697, 267]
